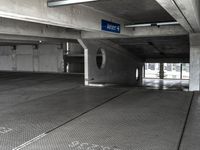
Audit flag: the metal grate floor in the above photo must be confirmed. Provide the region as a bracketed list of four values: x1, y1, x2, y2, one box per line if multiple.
[0, 72, 198, 150]
[180, 92, 200, 150]
[21, 89, 193, 150]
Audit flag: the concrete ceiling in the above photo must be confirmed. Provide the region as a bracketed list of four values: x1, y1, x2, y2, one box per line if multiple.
[111, 35, 189, 61]
[85, 0, 189, 62]
[85, 0, 175, 23]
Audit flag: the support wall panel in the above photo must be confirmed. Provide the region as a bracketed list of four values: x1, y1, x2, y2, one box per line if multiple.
[0, 46, 13, 71]
[16, 45, 34, 72]
[0, 44, 64, 73]
[81, 40, 143, 86]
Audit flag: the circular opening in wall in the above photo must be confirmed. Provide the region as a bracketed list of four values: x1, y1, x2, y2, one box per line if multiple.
[96, 48, 106, 69]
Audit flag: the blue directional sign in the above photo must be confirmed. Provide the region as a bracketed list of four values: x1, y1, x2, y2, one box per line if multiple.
[101, 20, 121, 33]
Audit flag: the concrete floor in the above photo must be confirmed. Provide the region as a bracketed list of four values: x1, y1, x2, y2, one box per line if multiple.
[0, 72, 199, 150]
[180, 92, 200, 150]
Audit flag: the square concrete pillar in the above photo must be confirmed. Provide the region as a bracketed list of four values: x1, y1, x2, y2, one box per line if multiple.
[190, 33, 200, 91]
[159, 63, 164, 79]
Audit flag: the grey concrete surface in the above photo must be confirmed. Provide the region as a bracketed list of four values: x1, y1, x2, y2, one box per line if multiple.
[0, 0, 134, 37]
[81, 39, 143, 86]
[180, 92, 200, 150]
[0, 17, 80, 40]
[0, 0, 199, 149]
[85, 0, 174, 23]
[111, 35, 189, 62]
[0, 72, 127, 150]
[23, 89, 193, 150]
[189, 33, 200, 91]
[0, 44, 64, 73]
[0, 72, 83, 110]
[156, 0, 200, 33]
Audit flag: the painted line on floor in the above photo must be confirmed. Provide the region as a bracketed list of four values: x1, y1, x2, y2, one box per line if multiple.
[46, 89, 129, 134]
[12, 89, 128, 150]
[12, 133, 47, 150]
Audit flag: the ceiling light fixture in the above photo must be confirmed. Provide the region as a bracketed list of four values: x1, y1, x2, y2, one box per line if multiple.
[48, 0, 99, 7]
[125, 21, 179, 28]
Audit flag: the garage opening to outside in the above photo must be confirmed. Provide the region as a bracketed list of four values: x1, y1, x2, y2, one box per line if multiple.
[143, 63, 189, 91]
[144, 63, 189, 80]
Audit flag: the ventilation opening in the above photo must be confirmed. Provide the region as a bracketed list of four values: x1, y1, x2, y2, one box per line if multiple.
[96, 48, 106, 69]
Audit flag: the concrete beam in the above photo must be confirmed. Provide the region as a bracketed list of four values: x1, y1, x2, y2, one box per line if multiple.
[0, 18, 80, 40]
[81, 25, 188, 39]
[0, 0, 133, 37]
[0, 0, 189, 39]
[0, 34, 76, 45]
[155, 0, 200, 33]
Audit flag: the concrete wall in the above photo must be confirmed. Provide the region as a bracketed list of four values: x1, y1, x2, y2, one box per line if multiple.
[0, 46, 13, 71]
[0, 44, 64, 73]
[38, 44, 63, 72]
[81, 39, 143, 86]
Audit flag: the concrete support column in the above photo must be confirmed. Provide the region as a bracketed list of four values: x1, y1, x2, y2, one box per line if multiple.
[138, 66, 144, 86]
[11, 46, 17, 71]
[159, 63, 164, 79]
[190, 34, 200, 91]
[63, 43, 68, 73]
[57, 44, 64, 73]
[143, 65, 145, 78]
[78, 39, 89, 86]
[33, 46, 39, 72]
[180, 64, 183, 80]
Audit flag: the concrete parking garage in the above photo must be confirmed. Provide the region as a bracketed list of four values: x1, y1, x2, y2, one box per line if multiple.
[0, 0, 200, 150]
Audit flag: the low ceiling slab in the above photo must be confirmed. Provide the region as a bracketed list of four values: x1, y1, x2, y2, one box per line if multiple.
[85, 0, 175, 24]
[111, 35, 189, 61]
